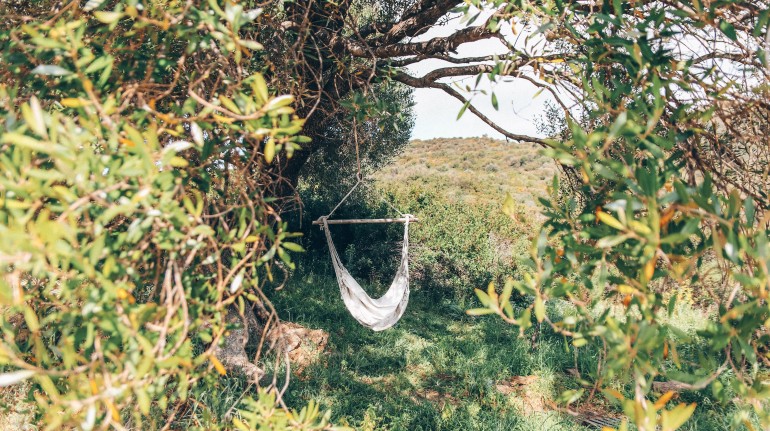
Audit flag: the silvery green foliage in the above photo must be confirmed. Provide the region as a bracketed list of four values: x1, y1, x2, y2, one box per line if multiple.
[463, 0, 770, 429]
[0, 1, 339, 429]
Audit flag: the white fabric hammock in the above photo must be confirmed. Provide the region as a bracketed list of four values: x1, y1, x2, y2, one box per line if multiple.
[320, 217, 411, 331]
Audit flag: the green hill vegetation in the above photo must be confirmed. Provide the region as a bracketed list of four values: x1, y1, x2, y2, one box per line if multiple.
[376, 137, 556, 208]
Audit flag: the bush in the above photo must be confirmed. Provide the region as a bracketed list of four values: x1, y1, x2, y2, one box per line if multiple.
[464, 0, 770, 428]
[0, 2, 341, 429]
[295, 182, 536, 306]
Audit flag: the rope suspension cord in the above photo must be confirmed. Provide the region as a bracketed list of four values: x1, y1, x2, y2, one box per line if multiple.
[316, 118, 416, 225]
[323, 179, 363, 221]
[321, 118, 364, 221]
[354, 117, 362, 182]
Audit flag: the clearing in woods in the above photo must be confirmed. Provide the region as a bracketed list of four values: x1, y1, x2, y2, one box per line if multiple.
[265, 137, 727, 431]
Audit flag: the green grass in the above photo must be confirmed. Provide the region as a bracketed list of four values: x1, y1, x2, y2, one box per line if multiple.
[268, 275, 591, 431]
[262, 274, 747, 431]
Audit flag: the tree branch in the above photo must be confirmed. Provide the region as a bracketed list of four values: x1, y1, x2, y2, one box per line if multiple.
[375, 0, 461, 45]
[392, 70, 547, 145]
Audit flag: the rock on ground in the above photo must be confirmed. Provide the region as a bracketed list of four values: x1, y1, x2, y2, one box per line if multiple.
[277, 322, 329, 375]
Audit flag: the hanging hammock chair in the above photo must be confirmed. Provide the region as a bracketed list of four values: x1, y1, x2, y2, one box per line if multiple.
[313, 180, 417, 331]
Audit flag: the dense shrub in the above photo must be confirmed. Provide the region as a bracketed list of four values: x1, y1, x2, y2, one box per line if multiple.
[0, 2, 342, 429]
[295, 182, 536, 305]
[464, 0, 770, 429]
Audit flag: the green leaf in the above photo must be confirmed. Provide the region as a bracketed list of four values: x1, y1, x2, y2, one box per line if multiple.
[21, 97, 46, 137]
[457, 101, 470, 120]
[136, 388, 151, 415]
[608, 111, 627, 138]
[281, 242, 305, 252]
[559, 389, 584, 405]
[474, 288, 492, 307]
[265, 95, 294, 111]
[84, 55, 114, 74]
[1, 132, 50, 154]
[500, 278, 514, 311]
[711, 380, 724, 400]
[502, 192, 516, 218]
[169, 156, 189, 168]
[466, 308, 495, 316]
[667, 294, 677, 317]
[718, 21, 737, 41]
[517, 308, 532, 330]
[232, 418, 251, 431]
[219, 95, 241, 114]
[93, 11, 123, 24]
[596, 234, 630, 248]
[239, 40, 263, 50]
[251, 74, 268, 104]
[534, 295, 545, 322]
[744, 197, 755, 225]
[198, 332, 212, 343]
[661, 403, 696, 431]
[597, 211, 625, 230]
[628, 220, 652, 235]
[264, 138, 275, 163]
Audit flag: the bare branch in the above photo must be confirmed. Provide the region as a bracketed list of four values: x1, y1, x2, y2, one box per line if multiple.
[392, 69, 547, 145]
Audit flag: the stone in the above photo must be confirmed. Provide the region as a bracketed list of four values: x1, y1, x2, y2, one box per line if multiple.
[276, 322, 329, 374]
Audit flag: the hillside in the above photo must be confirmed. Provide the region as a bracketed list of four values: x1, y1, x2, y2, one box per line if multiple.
[375, 137, 557, 209]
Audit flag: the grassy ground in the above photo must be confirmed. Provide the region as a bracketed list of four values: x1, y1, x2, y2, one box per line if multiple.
[265, 276, 738, 431]
[269, 275, 592, 431]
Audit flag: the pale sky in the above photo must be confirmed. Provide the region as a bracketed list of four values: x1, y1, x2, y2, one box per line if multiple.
[406, 13, 553, 140]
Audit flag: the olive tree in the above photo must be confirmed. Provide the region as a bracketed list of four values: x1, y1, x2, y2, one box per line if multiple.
[0, 1, 344, 429]
[460, 0, 770, 429]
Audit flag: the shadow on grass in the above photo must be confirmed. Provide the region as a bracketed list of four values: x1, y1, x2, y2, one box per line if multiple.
[177, 272, 750, 431]
[268, 276, 589, 431]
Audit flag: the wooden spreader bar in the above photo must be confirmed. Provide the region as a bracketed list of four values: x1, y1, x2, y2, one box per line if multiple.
[312, 217, 418, 225]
